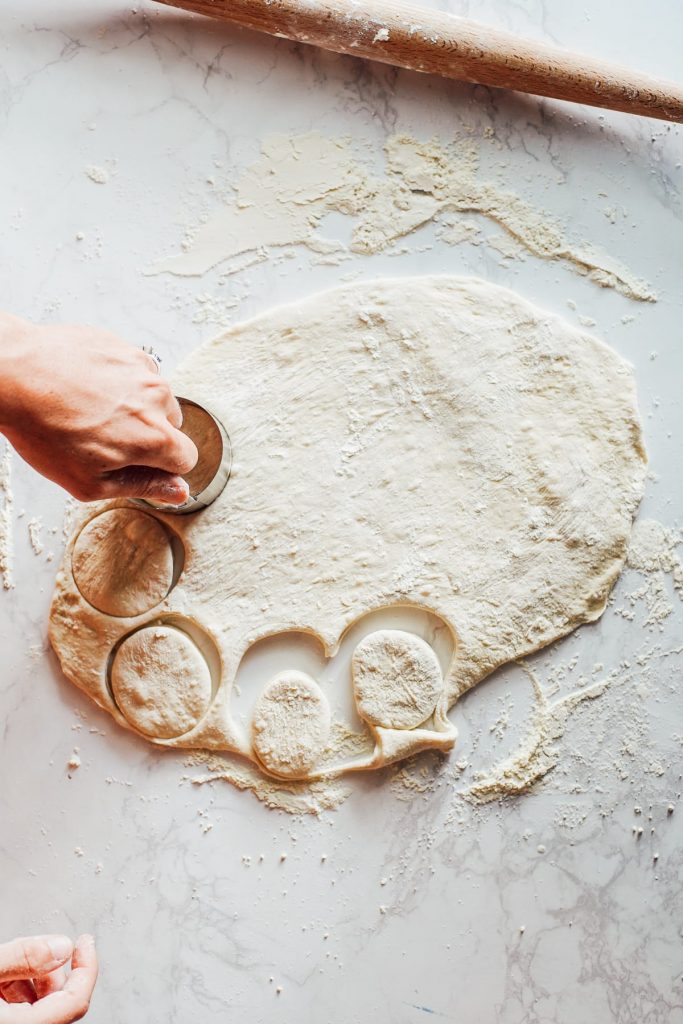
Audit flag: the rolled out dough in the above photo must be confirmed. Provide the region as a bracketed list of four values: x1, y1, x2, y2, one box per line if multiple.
[111, 624, 212, 739]
[49, 276, 646, 789]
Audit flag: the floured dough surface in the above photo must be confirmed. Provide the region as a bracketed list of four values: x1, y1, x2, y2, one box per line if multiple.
[50, 276, 646, 798]
[353, 630, 443, 729]
[72, 508, 174, 617]
[111, 625, 212, 739]
[252, 671, 331, 778]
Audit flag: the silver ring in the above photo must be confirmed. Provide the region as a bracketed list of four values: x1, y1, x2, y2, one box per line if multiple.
[141, 344, 162, 374]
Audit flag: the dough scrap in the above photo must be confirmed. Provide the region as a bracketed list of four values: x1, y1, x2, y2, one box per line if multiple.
[72, 508, 174, 617]
[50, 276, 646, 800]
[252, 671, 331, 778]
[352, 630, 443, 729]
[111, 625, 212, 739]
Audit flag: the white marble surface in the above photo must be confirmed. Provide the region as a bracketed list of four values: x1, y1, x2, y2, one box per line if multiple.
[2, 2, 683, 1021]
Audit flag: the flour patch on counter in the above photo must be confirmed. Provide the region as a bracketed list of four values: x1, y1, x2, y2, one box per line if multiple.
[149, 133, 655, 302]
[627, 519, 683, 590]
[28, 516, 44, 556]
[185, 751, 352, 816]
[466, 667, 610, 804]
[50, 277, 646, 813]
[615, 519, 683, 627]
[85, 165, 108, 185]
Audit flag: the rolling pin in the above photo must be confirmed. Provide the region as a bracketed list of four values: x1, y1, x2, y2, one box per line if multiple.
[153, 0, 683, 123]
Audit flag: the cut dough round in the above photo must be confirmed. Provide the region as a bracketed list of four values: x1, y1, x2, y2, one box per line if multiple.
[72, 508, 174, 617]
[252, 671, 331, 778]
[352, 630, 443, 730]
[111, 625, 212, 738]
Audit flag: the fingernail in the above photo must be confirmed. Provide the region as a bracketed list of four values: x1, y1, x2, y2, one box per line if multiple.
[47, 936, 73, 961]
[77, 934, 95, 949]
[158, 479, 189, 502]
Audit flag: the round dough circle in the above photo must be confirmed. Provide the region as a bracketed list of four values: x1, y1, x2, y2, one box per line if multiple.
[72, 508, 174, 617]
[252, 671, 331, 778]
[352, 630, 443, 730]
[111, 625, 212, 739]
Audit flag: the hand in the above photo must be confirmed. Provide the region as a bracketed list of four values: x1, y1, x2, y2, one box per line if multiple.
[0, 934, 98, 1022]
[0, 312, 198, 504]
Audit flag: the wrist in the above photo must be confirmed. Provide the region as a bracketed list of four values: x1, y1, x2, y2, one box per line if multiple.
[0, 312, 36, 433]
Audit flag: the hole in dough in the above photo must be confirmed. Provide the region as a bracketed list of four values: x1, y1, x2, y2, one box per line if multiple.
[252, 671, 331, 779]
[110, 624, 212, 739]
[352, 629, 443, 730]
[72, 508, 179, 617]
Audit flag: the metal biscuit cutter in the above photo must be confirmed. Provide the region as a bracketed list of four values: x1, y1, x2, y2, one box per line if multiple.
[142, 396, 232, 515]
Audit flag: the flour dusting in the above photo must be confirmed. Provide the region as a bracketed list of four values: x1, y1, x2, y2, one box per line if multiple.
[150, 133, 654, 302]
[28, 516, 44, 556]
[466, 666, 609, 803]
[185, 751, 351, 816]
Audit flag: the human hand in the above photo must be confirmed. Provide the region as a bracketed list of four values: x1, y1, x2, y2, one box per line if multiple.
[0, 934, 98, 1022]
[0, 312, 197, 504]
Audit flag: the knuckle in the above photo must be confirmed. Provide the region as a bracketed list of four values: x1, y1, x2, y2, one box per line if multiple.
[17, 938, 35, 975]
[128, 427, 166, 459]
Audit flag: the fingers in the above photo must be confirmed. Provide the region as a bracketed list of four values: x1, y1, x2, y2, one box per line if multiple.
[166, 394, 183, 430]
[129, 427, 198, 477]
[0, 937, 73, 983]
[153, 427, 198, 477]
[33, 967, 66, 1001]
[100, 468, 191, 506]
[25, 935, 97, 1024]
[1, 978, 37, 1003]
[137, 355, 182, 430]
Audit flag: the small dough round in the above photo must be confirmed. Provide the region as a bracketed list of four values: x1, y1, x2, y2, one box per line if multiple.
[72, 508, 175, 617]
[252, 671, 331, 779]
[111, 625, 212, 739]
[352, 630, 443, 730]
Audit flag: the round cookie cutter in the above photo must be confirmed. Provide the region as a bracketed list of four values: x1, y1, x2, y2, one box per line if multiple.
[138, 397, 232, 515]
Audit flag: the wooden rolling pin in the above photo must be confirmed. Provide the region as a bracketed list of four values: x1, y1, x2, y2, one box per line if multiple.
[153, 0, 683, 123]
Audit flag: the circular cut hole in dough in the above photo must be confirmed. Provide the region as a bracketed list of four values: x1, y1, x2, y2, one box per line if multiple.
[72, 508, 175, 617]
[252, 670, 331, 779]
[352, 629, 443, 730]
[111, 624, 212, 739]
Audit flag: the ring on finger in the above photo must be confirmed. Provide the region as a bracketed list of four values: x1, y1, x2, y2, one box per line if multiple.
[141, 344, 162, 374]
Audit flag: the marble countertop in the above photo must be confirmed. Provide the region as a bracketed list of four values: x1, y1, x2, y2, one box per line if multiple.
[2, 2, 683, 1021]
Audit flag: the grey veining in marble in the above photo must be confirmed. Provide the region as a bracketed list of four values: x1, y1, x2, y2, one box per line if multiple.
[1, 2, 683, 1022]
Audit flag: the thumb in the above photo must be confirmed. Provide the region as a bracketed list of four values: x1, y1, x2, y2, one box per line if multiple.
[100, 467, 190, 506]
[0, 935, 73, 982]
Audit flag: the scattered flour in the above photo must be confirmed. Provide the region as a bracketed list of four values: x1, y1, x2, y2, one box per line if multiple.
[627, 519, 683, 592]
[62, 497, 79, 546]
[85, 165, 108, 184]
[465, 666, 609, 803]
[28, 516, 44, 556]
[149, 133, 654, 302]
[615, 520, 683, 627]
[185, 751, 351, 816]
